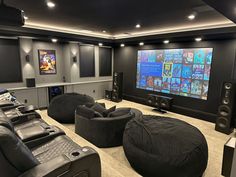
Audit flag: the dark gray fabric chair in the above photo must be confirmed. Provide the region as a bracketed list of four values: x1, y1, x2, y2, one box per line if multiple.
[123, 115, 208, 177]
[75, 106, 142, 148]
[48, 93, 95, 123]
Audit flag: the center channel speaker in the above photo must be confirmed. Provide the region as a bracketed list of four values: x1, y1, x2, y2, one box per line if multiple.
[147, 94, 173, 113]
[112, 72, 123, 102]
[215, 82, 236, 135]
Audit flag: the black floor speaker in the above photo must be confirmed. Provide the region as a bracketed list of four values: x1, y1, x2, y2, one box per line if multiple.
[147, 94, 173, 113]
[112, 72, 123, 102]
[215, 81, 236, 134]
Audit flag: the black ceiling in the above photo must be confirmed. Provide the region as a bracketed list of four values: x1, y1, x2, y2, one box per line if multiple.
[202, 0, 236, 23]
[5, 0, 232, 36]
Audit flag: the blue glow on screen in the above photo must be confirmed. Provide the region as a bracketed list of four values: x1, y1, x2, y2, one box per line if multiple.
[136, 48, 213, 100]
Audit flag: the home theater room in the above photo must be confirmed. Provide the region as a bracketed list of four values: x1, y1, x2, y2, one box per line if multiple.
[0, 0, 236, 177]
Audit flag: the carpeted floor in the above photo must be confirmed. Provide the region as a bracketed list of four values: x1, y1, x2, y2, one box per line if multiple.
[62, 99, 234, 177]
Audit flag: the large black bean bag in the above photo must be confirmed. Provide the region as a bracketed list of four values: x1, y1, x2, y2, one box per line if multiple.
[123, 115, 208, 177]
[48, 93, 94, 123]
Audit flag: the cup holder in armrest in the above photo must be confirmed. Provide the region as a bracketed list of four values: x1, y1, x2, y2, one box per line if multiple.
[49, 129, 55, 133]
[71, 151, 80, 157]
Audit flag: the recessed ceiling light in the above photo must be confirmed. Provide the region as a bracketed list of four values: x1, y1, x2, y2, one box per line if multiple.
[120, 43, 125, 47]
[47, 1, 55, 8]
[135, 24, 141, 28]
[195, 37, 202, 42]
[163, 40, 169, 44]
[98, 43, 103, 46]
[24, 16, 28, 20]
[51, 38, 58, 43]
[102, 30, 106, 33]
[139, 42, 144, 46]
[188, 14, 195, 20]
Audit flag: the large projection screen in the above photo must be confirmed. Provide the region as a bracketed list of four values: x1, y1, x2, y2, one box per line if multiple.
[136, 48, 213, 100]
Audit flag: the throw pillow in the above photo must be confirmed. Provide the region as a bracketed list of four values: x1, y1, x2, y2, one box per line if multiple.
[103, 106, 116, 117]
[94, 111, 103, 118]
[91, 103, 107, 114]
[76, 105, 95, 119]
[108, 108, 131, 117]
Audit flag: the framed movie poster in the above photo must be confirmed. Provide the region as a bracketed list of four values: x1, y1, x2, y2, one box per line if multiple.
[38, 50, 57, 75]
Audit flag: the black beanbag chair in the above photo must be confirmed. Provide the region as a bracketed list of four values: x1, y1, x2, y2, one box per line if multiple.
[48, 93, 94, 123]
[123, 115, 208, 177]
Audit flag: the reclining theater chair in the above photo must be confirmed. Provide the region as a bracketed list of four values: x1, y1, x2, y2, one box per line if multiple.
[0, 125, 101, 177]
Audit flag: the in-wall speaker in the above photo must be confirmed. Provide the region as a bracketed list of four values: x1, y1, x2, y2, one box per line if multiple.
[147, 94, 173, 113]
[26, 78, 35, 87]
[112, 72, 123, 102]
[105, 90, 112, 100]
[215, 81, 236, 135]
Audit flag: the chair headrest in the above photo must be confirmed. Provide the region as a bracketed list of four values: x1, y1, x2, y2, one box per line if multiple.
[0, 126, 39, 172]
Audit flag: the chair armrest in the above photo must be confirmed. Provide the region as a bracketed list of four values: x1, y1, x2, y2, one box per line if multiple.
[19, 147, 101, 177]
[19, 155, 71, 177]
[16, 125, 49, 142]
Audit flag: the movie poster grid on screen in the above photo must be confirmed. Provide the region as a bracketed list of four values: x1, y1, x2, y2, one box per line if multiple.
[136, 48, 213, 100]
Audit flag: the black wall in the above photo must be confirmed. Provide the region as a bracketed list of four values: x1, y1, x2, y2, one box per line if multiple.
[114, 39, 236, 122]
[79, 45, 95, 77]
[0, 38, 22, 83]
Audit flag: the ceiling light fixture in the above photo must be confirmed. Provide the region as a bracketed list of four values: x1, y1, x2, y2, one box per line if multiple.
[195, 37, 202, 42]
[102, 30, 106, 33]
[51, 38, 58, 43]
[120, 43, 125, 47]
[188, 14, 196, 20]
[135, 24, 141, 28]
[98, 43, 103, 46]
[139, 42, 144, 46]
[47, 1, 56, 8]
[163, 40, 169, 44]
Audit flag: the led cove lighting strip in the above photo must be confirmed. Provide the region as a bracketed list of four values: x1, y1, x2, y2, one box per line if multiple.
[24, 21, 236, 40]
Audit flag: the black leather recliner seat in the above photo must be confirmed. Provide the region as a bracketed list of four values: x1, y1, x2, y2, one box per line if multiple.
[123, 115, 208, 177]
[0, 104, 41, 125]
[75, 103, 143, 147]
[48, 93, 95, 123]
[0, 125, 101, 177]
[0, 110, 65, 148]
[0, 89, 22, 109]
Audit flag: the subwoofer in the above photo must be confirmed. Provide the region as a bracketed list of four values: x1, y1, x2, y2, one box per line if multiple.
[215, 82, 236, 134]
[147, 94, 173, 113]
[222, 137, 236, 177]
[26, 78, 35, 87]
[112, 72, 123, 102]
